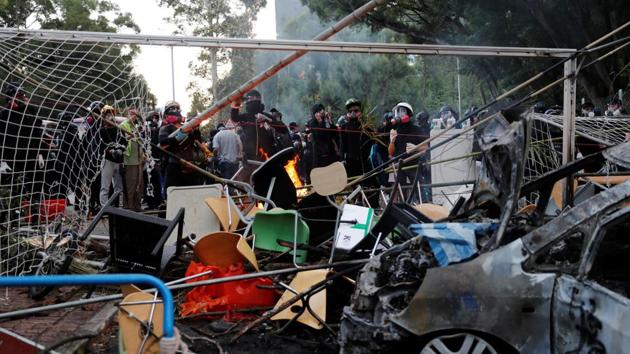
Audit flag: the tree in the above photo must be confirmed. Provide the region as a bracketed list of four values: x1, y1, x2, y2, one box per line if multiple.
[302, 0, 630, 107]
[253, 2, 482, 124]
[0, 0, 156, 112]
[160, 0, 266, 117]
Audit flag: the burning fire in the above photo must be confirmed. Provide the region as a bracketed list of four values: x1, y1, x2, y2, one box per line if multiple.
[258, 147, 269, 161]
[284, 155, 308, 197]
[258, 147, 307, 197]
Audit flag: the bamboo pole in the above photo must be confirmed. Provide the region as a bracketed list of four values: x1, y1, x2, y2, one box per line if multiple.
[177, 0, 387, 134]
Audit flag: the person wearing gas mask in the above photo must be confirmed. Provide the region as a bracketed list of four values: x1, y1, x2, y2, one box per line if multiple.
[581, 101, 596, 117]
[436, 105, 460, 129]
[230, 90, 275, 161]
[605, 98, 626, 117]
[98, 105, 126, 207]
[159, 101, 204, 191]
[387, 102, 430, 202]
[339, 98, 373, 179]
[307, 103, 339, 169]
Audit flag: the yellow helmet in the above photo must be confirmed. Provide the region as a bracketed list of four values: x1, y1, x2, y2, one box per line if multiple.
[101, 105, 116, 115]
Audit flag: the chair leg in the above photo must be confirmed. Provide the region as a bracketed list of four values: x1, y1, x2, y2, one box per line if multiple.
[292, 212, 300, 268]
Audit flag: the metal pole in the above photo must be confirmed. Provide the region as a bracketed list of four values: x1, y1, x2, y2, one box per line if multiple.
[562, 58, 577, 207]
[457, 57, 462, 118]
[0, 28, 576, 58]
[170, 46, 175, 101]
[177, 0, 388, 134]
[0, 259, 368, 320]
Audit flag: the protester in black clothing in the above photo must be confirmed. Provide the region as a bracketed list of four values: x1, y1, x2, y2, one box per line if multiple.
[269, 108, 291, 153]
[81, 101, 105, 214]
[388, 102, 431, 202]
[307, 103, 338, 169]
[159, 101, 204, 191]
[414, 111, 432, 202]
[145, 111, 163, 209]
[338, 98, 373, 179]
[0, 82, 40, 175]
[371, 112, 394, 186]
[605, 98, 627, 116]
[230, 90, 275, 160]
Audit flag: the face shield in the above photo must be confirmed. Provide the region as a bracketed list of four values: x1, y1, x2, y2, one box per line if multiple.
[394, 106, 409, 119]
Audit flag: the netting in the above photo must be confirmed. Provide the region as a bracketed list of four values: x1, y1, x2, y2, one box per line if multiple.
[525, 113, 630, 183]
[0, 34, 152, 277]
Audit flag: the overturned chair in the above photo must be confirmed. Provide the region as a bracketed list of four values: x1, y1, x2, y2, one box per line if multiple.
[83, 191, 185, 275]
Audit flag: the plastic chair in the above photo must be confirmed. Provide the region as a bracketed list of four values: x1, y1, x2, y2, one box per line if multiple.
[252, 209, 309, 266]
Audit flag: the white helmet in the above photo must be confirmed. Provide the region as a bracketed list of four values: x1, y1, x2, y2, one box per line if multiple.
[393, 102, 413, 117]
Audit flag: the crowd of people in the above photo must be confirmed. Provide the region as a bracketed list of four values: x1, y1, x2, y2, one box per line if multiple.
[209, 91, 436, 203]
[2, 79, 629, 215]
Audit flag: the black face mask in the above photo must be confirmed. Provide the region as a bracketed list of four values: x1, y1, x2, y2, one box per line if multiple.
[246, 101, 264, 115]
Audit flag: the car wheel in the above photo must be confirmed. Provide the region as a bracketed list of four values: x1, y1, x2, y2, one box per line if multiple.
[420, 333, 498, 354]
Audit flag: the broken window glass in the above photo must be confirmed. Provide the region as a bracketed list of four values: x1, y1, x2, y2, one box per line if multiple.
[532, 231, 585, 274]
[589, 220, 630, 297]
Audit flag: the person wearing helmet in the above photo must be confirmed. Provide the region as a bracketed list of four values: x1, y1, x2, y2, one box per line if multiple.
[98, 105, 126, 207]
[339, 98, 374, 177]
[605, 98, 626, 117]
[230, 90, 275, 161]
[307, 103, 339, 170]
[438, 105, 460, 128]
[120, 109, 145, 211]
[388, 102, 431, 202]
[159, 100, 205, 190]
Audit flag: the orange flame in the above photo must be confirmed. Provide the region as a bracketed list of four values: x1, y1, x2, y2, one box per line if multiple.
[284, 155, 308, 197]
[258, 147, 269, 161]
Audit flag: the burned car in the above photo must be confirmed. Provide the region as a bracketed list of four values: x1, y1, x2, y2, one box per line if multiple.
[340, 111, 630, 353]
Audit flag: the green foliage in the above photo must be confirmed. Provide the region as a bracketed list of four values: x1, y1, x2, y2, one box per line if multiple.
[254, 4, 482, 125]
[161, 0, 266, 118]
[302, 0, 630, 107]
[0, 0, 156, 111]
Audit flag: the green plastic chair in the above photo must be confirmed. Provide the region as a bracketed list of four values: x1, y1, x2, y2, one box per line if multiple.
[252, 209, 310, 265]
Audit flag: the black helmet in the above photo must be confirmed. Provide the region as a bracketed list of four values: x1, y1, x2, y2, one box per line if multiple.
[3, 81, 22, 97]
[88, 101, 104, 114]
[245, 90, 262, 101]
[439, 105, 452, 115]
[345, 98, 361, 110]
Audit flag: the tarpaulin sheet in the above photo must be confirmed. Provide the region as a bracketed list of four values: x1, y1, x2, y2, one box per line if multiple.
[409, 223, 494, 266]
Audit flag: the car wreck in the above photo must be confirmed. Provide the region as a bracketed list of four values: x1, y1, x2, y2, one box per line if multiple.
[340, 110, 630, 354]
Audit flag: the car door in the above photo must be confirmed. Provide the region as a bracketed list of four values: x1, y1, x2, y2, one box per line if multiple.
[552, 208, 630, 354]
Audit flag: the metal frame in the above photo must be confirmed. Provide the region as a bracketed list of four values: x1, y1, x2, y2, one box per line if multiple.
[0, 28, 575, 58]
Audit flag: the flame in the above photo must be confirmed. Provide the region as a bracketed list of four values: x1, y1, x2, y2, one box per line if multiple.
[284, 155, 308, 197]
[258, 147, 269, 161]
